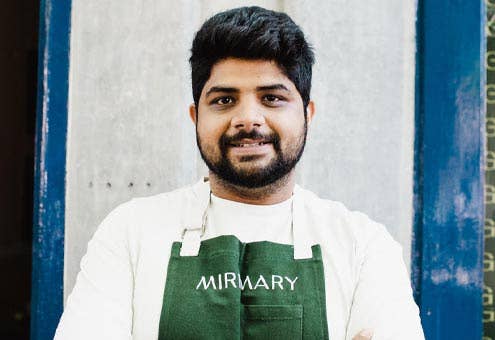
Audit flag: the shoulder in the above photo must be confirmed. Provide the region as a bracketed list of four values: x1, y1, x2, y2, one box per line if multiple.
[114, 180, 206, 219]
[295, 185, 399, 256]
[95, 181, 205, 239]
[89, 181, 207, 262]
[125, 184, 194, 214]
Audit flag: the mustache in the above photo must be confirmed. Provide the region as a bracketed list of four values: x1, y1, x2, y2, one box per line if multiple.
[220, 130, 278, 146]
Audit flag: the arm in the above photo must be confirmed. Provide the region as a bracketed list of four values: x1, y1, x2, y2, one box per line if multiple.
[54, 204, 134, 340]
[346, 224, 424, 340]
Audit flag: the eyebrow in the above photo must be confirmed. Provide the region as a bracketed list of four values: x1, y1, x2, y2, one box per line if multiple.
[205, 83, 291, 97]
[255, 84, 290, 93]
[205, 86, 239, 97]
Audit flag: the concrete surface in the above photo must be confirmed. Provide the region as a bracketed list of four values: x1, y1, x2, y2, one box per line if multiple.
[65, 0, 416, 298]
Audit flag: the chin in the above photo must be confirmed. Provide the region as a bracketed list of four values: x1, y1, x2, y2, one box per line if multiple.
[231, 162, 273, 175]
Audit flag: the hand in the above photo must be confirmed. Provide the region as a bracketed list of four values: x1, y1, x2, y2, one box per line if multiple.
[353, 329, 373, 340]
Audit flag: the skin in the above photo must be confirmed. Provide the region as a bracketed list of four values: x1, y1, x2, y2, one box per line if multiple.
[189, 58, 374, 339]
[352, 329, 373, 340]
[189, 58, 315, 205]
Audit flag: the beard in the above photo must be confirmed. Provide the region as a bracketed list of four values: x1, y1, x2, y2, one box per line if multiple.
[196, 123, 307, 189]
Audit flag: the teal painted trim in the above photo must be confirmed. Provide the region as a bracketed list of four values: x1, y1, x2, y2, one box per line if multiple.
[413, 0, 485, 339]
[31, 0, 72, 339]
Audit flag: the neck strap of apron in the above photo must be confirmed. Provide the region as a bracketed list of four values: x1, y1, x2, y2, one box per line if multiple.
[180, 182, 313, 259]
[292, 187, 314, 259]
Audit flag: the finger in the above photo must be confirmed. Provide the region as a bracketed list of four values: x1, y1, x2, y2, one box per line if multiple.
[352, 329, 373, 340]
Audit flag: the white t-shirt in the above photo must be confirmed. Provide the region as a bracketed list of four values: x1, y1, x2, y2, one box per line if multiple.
[55, 180, 425, 340]
[206, 193, 293, 244]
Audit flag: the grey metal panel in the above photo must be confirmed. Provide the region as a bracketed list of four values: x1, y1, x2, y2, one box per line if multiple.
[65, 0, 416, 298]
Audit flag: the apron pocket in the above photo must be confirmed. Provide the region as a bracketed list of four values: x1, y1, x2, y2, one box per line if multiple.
[242, 304, 303, 340]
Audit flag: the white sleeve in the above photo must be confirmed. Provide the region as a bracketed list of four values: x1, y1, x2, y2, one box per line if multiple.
[54, 204, 134, 340]
[345, 225, 425, 340]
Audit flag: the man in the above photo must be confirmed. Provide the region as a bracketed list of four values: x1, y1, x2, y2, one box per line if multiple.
[55, 6, 424, 340]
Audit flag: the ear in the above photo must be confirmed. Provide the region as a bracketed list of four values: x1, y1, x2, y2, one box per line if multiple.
[189, 103, 197, 125]
[305, 100, 315, 126]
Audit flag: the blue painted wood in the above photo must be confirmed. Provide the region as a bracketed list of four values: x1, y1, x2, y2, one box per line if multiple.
[411, 0, 425, 305]
[413, 0, 485, 339]
[31, 0, 72, 339]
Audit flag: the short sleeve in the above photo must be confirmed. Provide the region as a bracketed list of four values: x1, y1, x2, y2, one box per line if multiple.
[54, 203, 135, 340]
[345, 224, 425, 340]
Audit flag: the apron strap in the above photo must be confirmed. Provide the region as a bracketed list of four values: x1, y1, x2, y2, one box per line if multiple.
[293, 189, 313, 260]
[179, 180, 211, 257]
[180, 228, 202, 256]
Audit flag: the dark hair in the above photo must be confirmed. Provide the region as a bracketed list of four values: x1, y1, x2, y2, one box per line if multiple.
[190, 6, 314, 110]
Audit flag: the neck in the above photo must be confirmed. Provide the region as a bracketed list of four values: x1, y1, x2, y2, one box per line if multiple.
[208, 170, 296, 205]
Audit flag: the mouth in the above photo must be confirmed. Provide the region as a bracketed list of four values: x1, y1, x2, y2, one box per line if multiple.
[229, 140, 271, 148]
[227, 139, 273, 156]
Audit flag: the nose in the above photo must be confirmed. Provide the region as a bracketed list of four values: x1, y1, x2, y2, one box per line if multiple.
[230, 100, 265, 131]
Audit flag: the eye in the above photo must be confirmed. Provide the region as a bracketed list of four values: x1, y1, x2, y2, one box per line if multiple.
[263, 94, 279, 102]
[212, 96, 235, 105]
[262, 94, 284, 106]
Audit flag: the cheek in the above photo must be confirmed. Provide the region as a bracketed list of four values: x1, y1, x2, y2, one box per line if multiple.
[197, 116, 228, 145]
[270, 112, 305, 139]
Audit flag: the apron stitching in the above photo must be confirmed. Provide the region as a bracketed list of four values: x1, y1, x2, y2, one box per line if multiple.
[314, 261, 328, 339]
[161, 259, 178, 337]
[246, 317, 301, 321]
[195, 251, 239, 258]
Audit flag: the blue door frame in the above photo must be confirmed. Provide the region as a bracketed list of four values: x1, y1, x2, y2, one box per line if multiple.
[412, 0, 485, 339]
[31, 0, 71, 339]
[31, 1, 486, 339]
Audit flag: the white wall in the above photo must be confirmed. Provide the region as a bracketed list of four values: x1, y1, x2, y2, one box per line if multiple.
[65, 0, 416, 299]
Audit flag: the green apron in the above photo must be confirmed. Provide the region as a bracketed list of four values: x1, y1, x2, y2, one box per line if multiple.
[158, 192, 329, 339]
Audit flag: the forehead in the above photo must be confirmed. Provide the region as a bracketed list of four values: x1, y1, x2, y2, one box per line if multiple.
[203, 58, 295, 92]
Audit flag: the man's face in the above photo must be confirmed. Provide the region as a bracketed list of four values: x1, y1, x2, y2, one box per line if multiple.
[190, 58, 314, 188]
